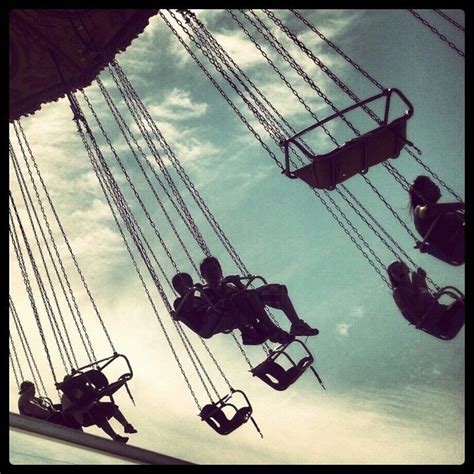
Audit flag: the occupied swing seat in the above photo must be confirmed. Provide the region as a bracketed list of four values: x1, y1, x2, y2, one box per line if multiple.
[283, 88, 414, 190]
[415, 211, 465, 266]
[293, 117, 407, 190]
[251, 339, 325, 391]
[415, 286, 465, 340]
[199, 389, 262, 437]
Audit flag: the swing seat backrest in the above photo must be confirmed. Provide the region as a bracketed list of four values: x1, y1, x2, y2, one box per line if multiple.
[57, 371, 101, 408]
[415, 211, 464, 266]
[293, 118, 407, 190]
[199, 402, 252, 435]
[251, 354, 314, 391]
[416, 288, 464, 340]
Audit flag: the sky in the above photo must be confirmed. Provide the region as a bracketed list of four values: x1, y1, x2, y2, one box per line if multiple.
[9, 9, 465, 465]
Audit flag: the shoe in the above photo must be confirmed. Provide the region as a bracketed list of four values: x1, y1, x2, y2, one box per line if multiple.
[290, 320, 319, 336]
[114, 435, 129, 443]
[268, 328, 294, 344]
[124, 423, 137, 434]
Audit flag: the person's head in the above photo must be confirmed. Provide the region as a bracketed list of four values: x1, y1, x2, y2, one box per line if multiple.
[172, 272, 193, 296]
[409, 175, 441, 210]
[387, 260, 410, 288]
[19, 380, 35, 396]
[199, 256, 222, 286]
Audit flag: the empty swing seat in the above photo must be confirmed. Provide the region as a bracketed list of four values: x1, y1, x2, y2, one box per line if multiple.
[199, 389, 262, 437]
[283, 88, 414, 190]
[251, 339, 325, 391]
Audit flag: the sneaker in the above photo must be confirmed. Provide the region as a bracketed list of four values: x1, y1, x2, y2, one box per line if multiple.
[290, 320, 319, 336]
[114, 435, 129, 443]
[268, 328, 294, 344]
[124, 423, 137, 434]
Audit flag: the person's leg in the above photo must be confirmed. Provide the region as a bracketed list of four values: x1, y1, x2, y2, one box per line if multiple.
[232, 290, 293, 343]
[255, 284, 319, 336]
[99, 419, 129, 443]
[109, 403, 137, 434]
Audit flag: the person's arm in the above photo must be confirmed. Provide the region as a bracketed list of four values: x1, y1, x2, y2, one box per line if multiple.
[416, 202, 464, 220]
[411, 268, 428, 292]
[222, 274, 246, 290]
[20, 397, 53, 419]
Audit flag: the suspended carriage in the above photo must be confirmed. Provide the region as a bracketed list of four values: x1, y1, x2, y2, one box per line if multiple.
[414, 210, 465, 266]
[56, 353, 135, 417]
[412, 286, 465, 340]
[282, 88, 414, 190]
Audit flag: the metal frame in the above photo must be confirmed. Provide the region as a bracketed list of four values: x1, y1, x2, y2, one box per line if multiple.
[282, 88, 414, 179]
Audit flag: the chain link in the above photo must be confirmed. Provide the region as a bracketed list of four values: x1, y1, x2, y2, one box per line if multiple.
[9, 203, 58, 383]
[433, 9, 465, 32]
[9, 333, 24, 388]
[408, 9, 464, 57]
[10, 295, 48, 395]
[75, 110, 206, 410]
[14, 124, 97, 362]
[99, 74, 201, 276]
[15, 120, 113, 356]
[11, 148, 76, 370]
[230, 9, 339, 149]
[11, 146, 81, 369]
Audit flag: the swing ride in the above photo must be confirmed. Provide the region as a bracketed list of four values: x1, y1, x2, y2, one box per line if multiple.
[10, 9, 464, 453]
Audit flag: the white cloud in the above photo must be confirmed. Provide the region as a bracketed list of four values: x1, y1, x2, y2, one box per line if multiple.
[148, 89, 208, 121]
[336, 322, 351, 337]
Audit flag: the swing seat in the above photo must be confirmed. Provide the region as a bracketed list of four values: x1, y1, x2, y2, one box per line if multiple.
[56, 353, 133, 406]
[415, 211, 464, 266]
[251, 339, 322, 391]
[415, 287, 465, 340]
[282, 88, 414, 190]
[199, 389, 257, 436]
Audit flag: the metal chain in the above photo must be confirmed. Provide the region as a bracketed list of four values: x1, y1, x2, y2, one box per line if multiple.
[15, 121, 114, 355]
[11, 149, 76, 371]
[13, 122, 95, 362]
[311, 189, 391, 287]
[188, 10, 310, 145]
[110, 63, 212, 257]
[9, 205, 58, 383]
[165, 10, 284, 173]
[11, 145, 81, 369]
[250, 10, 360, 137]
[10, 295, 48, 395]
[75, 104, 223, 407]
[98, 74, 201, 277]
[112, 54, 274, 354]
[433, 9, 465, 32]
[9, 333, 24, 388]
[9, 341, 22, 392]
[167, 10, 390, 288]
[408, 9, 464, 57]
[75, 113, 204, 410]
[228, 9, 339, 149]
[181, 10, 287, 142]
[289, 10, 463, 202]
[9, 194, 70, 374]
[337, 185, 439, 291]
[109, 63, 258, 370]
[80, 90, 180, 274]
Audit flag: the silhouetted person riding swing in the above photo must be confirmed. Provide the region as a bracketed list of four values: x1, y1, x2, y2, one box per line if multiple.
[17, 380, 82, 430]
[409, 175, 465, 265]
[60, 374, 137, 443]
[172, 256, 318, 345]
[387, 260, 464, 340]
[172, 272, 279, 344]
